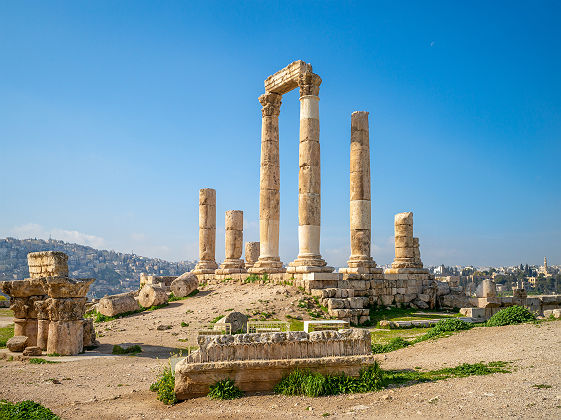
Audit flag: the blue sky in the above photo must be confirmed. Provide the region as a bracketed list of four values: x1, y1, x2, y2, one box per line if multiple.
[1, 1, 559, 267]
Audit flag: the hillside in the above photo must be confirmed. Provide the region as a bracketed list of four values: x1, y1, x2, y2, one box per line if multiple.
[0, 237, 195, 298]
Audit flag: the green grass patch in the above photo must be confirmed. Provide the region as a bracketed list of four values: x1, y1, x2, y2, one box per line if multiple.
[274, 361, 509, 397]
[150, 366, 177, 405]
[486, 306, 536, 327]
[0, 325, 14, 348]
[208, 378, 244, 400]
[86, 302, 171, 323]
[112, 344, 142, 355]
[286, 317, 304, 331]
[532, 384, 552, 389]
[0, 308, 14, 317]
[0, 399, 60, 419]
[372, 337, 411, 354]
[28, 358, 59, 365]
[169, 290, 199, 302]
[422, 318, 473, 339]
[210, 315, 224, 324]
[365, 306, 460, 327]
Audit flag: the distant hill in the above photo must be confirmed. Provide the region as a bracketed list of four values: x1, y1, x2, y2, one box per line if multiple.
[0, 237, 196, 298]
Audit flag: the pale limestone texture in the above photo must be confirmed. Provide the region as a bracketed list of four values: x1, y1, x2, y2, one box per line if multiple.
[7, 336, 29, 352]
[138, 284, 168, 308]
[391, 212, 423, 269]
[27, 251, 68, 279]
[193, 188, 219, 274]
[170, 272, 199, 297]
[244, 242, 260, 269]
[97, 292, 139, 317]
[214, 311, 248, 334]
[216, 210, 246, 274]
[47, 320, 83, 355]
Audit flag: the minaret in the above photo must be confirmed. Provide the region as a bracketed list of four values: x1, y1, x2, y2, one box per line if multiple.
[544, 256, 548, 273]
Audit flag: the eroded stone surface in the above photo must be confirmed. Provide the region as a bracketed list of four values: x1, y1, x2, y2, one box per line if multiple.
[7, 336, 28, 352]
[97, 292, 139, 317]
[171, 273, 198, 298]
[138, 284, 168, 308]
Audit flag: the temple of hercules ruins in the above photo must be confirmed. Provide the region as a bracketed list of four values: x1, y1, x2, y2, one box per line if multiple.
[191, 60, 438, 324]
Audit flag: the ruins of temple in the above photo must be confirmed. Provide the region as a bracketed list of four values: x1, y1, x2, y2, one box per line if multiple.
[188, 60, 467, 324]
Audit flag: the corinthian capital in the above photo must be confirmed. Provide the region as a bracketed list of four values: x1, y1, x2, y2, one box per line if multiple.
[299, 72, 322, 97]
[259, 92, 282, 117]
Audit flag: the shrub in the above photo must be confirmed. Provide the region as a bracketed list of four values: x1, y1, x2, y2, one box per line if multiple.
[112, 344, 142, 355]
[274, 363, 384, 397]
[150, 366, 177, 405]
[372, 337, 411, 354]
[28, 358, 59, 365]
[0, 399, 60, 420]
[422, 318, 472, 339]
[208, 378, 244, 400]
[486, 306, 536, 327]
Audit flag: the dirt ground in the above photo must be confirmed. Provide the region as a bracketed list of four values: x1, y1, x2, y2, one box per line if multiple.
[0, 282, 560, 419]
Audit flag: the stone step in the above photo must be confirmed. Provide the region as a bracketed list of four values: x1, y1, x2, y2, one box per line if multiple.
[325, 297, 369, 310]
[328, 308, 370, 325]
[311, 288, 356, 299]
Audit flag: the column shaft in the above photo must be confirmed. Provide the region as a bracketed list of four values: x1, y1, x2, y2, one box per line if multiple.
[193, 188, 218, 274]
[217, 210, 246, 273]
[250, 93, 284, 273]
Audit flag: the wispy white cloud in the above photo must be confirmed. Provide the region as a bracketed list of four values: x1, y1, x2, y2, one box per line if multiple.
[11, 223, 105, 248]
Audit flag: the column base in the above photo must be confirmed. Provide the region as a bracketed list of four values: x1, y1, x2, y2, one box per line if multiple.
[215, 259, 247, 275]
[193, 260, 219, 274]
[248, 257, 285, 274]
[287, 255, 333, 274]
[340, 256, 380, 274]
[391, 258, 424, 269]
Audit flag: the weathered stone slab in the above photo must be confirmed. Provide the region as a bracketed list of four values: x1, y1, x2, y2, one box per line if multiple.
[97, 292, 139, 317]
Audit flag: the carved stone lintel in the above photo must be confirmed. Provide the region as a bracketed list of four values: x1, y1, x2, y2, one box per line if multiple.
[259, 92, 282, 117]
[299, 72, 322, 97]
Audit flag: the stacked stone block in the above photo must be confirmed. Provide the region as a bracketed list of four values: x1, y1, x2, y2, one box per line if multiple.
[27, 251, 68, 279]
[244, 242, 260, 270]
[216, 210, 246, 274]
[193, 188, 219, 274]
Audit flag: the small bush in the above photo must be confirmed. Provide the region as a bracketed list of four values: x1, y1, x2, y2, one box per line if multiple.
[486, 306, 536, 327]
[422, 318, 473, 339]
[0, 399, 60, 419]
[372, 337, 411, 354]
[112, 344, 142, 355]
[150, 366, 177, 405]
[208, 378, 243, 400]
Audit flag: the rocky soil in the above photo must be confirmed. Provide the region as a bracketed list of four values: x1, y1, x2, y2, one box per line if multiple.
[0, 282, 560, 419]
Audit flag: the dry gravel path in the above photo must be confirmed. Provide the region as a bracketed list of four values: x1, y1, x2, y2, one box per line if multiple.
[0, 283, 559, 419]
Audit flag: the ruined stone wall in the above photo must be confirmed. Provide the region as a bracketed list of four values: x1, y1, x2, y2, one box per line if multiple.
[27, 251, 68, 279]
[186, 329, 370, 363]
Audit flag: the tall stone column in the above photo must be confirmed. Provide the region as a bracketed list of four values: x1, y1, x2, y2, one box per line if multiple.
[391, 212, 422, 269]
[216, 210, 246, 274]
[250, 92, 284, 274]
[193, 188, 218, 274]
[288, 72, 332, 273]
[342, 111, 377, 273]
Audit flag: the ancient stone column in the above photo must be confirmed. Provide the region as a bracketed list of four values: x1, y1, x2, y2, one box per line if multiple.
[244, 242, 260, 270]
[193, 188, 218, 274]
[216, 210, 246, 274]
[391, 212, 422, 269]
[413, 237, 423, 267]
[344, 111, 377, 273]
[44, 277, 94, 355]
[288, 72, 331, 273]
[250, 93, 284, 274]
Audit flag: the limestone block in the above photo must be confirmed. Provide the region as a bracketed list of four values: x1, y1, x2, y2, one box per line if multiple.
[23, 346, 42, 356]
[475, 279, 497, 298]
[225, 210, 243, 231]
[97, 292, 139, 317]
[199, 204, 216, 229]
[138, 285, 168, 308]
[37, 319, 49, 350]
[299, 140, 320, 166]
[328, 299, 346, 310]
[298, 193, 321, 226]
[82, 318, 97, 348]
[199, 228, 216, 261]
[395, 212, 413, 226]
[259, 189, 280, 219]
[395, 236, 415, 248]
[350, 200, 371, 230]
[42, 297, 87, 321]
[47, 320, 83, 355]
[199, 188, 216, 205]
[259, 164, 280, 190]
[298, 165, 321, 194]
[260, 141, 281, 168]
[349, 171, 371, 201]
[395, 247, 416, 259]
[10, 296, 42, 319]
[394, 224, 413, 237]
[27, 251, 69, 279]
[7, 336, 28, 352]
[44, 277, 94, 298]
[225, 230, 244, 259]
[264, 60, 312, 94]
[244, 242, 260, 266]
[299, 118, 320, 142]
[13, 318, 37, 346]
[381, 295, 394, 306]
[0, 279, 46, 297]
[437, 282, 451, 296]
[215, 312, 248, 333]
[171, 273, 199, 298]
